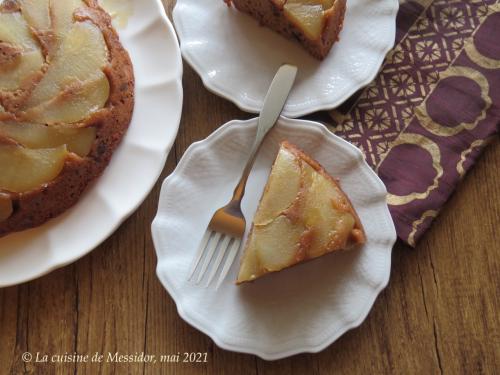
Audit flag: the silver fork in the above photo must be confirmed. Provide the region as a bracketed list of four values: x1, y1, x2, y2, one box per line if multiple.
[187, 64, 298, 288]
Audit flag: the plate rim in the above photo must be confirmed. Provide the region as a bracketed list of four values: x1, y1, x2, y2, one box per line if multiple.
[172, 0, 399, 118]
[152, 116, 396, 360]
[0, 0, 183, 288]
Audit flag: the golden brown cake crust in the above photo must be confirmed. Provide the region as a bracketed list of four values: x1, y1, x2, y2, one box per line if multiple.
[0, 0, 134, 237]
[225, 0, 346, 59]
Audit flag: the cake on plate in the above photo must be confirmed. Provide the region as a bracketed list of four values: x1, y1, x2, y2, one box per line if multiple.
[224, 0, 346, 59]
[237, 141, 365, 283]
[0, 0, 134, 236]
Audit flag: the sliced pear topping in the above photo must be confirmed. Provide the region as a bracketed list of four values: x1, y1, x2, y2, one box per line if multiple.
[51, 0, 85, 46]
[23, 72, 109, 124]
[284, 0, 326, 40]
[254, 216, 305, 272]
[253, 148, 301, 225]
[23, 20, 109, 108]
[18, 0, 51, 32]
[238, 142, 363, 283]
[0, 144, 68, 193]
[237, 240, 261, 283]
[302, 162, 355, 257]
[0, 11, 44, 91]
[0, 12, 40, 51]
[0, 121, 96, 156]
[0, 193, 13, 222]
[0, 49, 44, 91]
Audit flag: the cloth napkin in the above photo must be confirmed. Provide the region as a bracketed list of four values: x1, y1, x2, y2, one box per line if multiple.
[326, 0, 500, 246]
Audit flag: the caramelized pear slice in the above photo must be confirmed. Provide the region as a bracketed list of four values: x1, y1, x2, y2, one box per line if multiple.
[284, 0, 325, 41]
[236, 244, 260, 283]
[0, 12, 41, 50]
[302, 162, 355, 257]
[253, 147, 301, 225]
[237, 215, 305, 282]
[0, 144, 68, 193]
[0, 193, 13, 222]
[0, 122, 96, 157]
[51, 0, 85, 45]
[24, 72, 110, 124]
[0, 10, 44, 91]
[254, 216, 305, 271]
[0, 49, 44, 91]
[18, 0, 51, 32]
[23, 21, 109, 108]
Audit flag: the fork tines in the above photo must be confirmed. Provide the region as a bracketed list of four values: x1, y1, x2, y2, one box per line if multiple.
[188, 230, 241, 289]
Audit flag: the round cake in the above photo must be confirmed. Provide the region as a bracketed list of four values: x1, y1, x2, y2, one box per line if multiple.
[0, 0, 134, 236]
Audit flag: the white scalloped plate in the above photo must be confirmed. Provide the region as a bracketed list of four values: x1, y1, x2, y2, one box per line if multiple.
[173, 0, 398, 118]
[0, 0, 183, 287]
[152, 117, 396, 360]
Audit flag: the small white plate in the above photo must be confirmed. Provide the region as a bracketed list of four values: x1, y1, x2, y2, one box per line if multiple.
[173, 0, 398, 118]
[152, 117, 396, 360]
[0, 0, 183, 287]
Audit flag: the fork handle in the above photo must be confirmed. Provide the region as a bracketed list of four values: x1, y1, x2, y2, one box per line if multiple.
[231, 64, 298, 201]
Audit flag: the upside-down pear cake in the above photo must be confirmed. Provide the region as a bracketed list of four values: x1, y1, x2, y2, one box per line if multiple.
[237, 141, 365, 283]
[0, 0, 134, 236]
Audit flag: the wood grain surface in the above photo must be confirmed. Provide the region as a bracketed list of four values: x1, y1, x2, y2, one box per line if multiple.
[1, 1, 499, 374]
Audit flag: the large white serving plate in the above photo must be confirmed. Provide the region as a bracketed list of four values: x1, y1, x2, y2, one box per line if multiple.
[0, 0, 183, 287]
[152, 117, 396, 359]
[173, 0, 398, 117]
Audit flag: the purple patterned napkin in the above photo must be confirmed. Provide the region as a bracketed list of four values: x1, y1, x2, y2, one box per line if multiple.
[327, 0, 499, 246]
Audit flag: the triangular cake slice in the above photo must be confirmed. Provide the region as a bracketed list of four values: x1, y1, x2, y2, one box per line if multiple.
[237, 141, 365, 283]
[224, 0, 346, 60]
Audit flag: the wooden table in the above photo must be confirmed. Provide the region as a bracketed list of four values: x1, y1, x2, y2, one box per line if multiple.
[1, 2, 499, 374]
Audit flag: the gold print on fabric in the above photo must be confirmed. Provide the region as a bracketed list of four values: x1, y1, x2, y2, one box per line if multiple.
[386, 133, 443, 206]
[465, 42, 500, 70]
[416, 66, 491, 137]
[464, 4, 500, 70]
[456, 137, 495, 178]
[408, 210, 438, 247]
[370, 1, 493, 170]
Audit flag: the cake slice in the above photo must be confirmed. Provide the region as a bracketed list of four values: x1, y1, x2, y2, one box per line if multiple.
[224, 0, 346, 59]
[237, 141, 365, 283]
